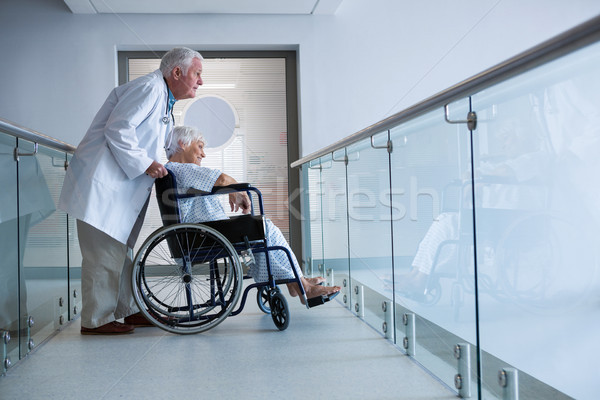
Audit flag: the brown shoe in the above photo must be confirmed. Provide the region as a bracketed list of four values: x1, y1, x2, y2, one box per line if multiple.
[81, 321, 135, 335]
[124, 312, 154, 327]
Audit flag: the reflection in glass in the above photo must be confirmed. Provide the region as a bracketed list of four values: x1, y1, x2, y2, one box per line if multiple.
[0, 133, 19, 367]
[304, 160, 324, 278]
[473, 41, 600, 400]
[17, 140, 63, 357]
[346, 134, 394, 336]
[320, 152, 350, 307]
[389, 106, 478, 395]
[68, 214, 83, 321]
[296, 32, 600, 400]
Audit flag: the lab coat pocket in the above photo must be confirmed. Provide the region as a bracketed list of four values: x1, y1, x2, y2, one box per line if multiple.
[94, 146, 129, 191]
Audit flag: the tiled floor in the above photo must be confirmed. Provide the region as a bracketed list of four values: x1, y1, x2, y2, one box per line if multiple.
[0, 296, 456, 400]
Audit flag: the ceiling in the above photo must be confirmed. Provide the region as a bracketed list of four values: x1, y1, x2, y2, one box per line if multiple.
[63, 0, 343, 15]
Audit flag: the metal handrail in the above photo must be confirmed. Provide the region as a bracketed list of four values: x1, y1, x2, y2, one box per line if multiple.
[0, 118, 76, 153]
[291, 14, 600, 168]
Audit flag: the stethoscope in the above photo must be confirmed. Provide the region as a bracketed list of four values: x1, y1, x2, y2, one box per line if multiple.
[162, 77, 174, 125]
[162, 102, 174, 125]
[162, 99, 174, 125]
[162, 79, 175, 150]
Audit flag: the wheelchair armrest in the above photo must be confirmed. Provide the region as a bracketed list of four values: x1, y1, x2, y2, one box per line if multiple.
[211, 183, 251, 194]
[186, 183, 250, 196]
[184, 183, 264, 215]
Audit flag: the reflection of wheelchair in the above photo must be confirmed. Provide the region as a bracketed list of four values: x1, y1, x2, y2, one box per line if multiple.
[409, 177, 574, 311]
[131, 171, 329, 334]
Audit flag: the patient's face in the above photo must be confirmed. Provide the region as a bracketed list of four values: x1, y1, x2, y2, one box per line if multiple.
[181, 140, 206, 166]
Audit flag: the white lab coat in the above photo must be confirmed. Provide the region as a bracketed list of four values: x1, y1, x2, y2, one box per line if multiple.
[58, 70, 172, 244]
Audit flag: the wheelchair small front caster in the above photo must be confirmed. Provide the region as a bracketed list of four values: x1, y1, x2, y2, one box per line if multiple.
[257, 286, 271, 314]
[269, 290, 290, 331]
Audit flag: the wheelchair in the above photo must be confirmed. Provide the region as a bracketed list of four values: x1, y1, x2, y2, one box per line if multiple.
[131, 170, 332, 334]
[403, 177, 563, 309]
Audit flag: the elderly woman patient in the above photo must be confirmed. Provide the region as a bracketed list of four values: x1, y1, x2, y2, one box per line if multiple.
[165, 125, 340, 303]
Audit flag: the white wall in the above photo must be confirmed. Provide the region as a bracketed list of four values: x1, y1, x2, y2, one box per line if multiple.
[304, 0, 600, 156]
[1, 0, 599, 158]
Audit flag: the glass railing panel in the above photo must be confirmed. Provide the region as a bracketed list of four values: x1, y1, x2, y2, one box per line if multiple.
[66, 155, 82, 322]
[17, 139, 67, 357]
[389, 104, 478, 396]
[471, 39, 600, 400]
[67, 215, 82, 321]
[0, 132, 19, 372]
[319, 151, 350, 308]
[346, 133, 394, 338]
[302, 159, 325, 278]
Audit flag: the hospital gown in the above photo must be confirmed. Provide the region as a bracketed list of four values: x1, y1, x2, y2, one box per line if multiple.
[165, 161, 303, 282]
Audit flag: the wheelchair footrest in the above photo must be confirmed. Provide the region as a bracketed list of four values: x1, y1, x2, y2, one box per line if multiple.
[307, 290, 340, 308]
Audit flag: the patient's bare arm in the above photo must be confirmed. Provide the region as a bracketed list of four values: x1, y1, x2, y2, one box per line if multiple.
[215, 172, 251, 214]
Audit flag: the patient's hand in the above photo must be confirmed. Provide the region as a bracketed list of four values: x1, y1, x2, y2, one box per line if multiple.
[229, 192, 251, 214]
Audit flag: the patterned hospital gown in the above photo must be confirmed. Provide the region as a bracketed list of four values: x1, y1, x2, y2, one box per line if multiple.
[165, 162, 303, 282]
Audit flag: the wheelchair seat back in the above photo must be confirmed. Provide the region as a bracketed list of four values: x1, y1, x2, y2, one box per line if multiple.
[155, 170, 266, 249]
[155, 170, 182, 226]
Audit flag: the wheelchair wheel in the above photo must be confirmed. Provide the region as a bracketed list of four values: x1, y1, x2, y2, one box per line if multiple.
[269, 290, 290, 331]
[132, 223, 243, 334]
[494, 212, 593, 313]
[256, 286, 271, 314]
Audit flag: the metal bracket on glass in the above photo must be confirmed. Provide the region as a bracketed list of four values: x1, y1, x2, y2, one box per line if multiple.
[346, 151, 360, 162]
[444, 104, 477, 131]
[2, 330, 10, 375]
[51, 157, 69, 170]
[308, 160, 332, 170]
[498, 368, 519, 400]
[13, 142, 38, 162]
[326, 268, 334, 287]
[402, 312, 416, 356]
[331, 151, 348, 165]
[381, 301, 395, 341]
[370, 135, 393, 153]
[341, 277, 349, 308]
[27, 316, 35, 352]
[353, 284, 364, 317]
[454, 343, 472, 398]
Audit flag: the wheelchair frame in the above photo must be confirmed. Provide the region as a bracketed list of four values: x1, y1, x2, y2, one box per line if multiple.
[131, 170, 310, 334]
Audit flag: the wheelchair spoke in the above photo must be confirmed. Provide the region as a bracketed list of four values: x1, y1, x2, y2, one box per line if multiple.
[132, 224, 243, 334]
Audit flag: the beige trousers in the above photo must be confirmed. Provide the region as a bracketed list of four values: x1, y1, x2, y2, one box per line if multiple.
[77, 199, 148, 328]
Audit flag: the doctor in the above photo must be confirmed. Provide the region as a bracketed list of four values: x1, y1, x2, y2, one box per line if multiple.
[58, 47, 204, 335]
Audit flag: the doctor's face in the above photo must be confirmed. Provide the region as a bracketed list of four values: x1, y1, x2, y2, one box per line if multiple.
[181, 140, 206, 166]
[170, 57, 203, 100]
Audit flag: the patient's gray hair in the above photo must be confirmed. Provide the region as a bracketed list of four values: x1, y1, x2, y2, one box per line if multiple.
[166, 125, 205, 159]
[160, 47, 203, 77]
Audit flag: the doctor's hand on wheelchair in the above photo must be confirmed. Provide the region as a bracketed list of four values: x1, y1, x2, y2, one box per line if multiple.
[145, 160, 168, 179]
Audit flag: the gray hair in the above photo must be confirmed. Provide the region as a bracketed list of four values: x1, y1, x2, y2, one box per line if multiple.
[166, 125, 205, 159]
[160, 47, 203, 77]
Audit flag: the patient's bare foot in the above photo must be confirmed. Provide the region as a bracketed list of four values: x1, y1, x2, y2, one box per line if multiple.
[304, 283, 340, 299]
[287, 278, 340, 304]
[305, 276, 326, 285]
[288, 277, 317, 297]
[397, 268, 429, 294]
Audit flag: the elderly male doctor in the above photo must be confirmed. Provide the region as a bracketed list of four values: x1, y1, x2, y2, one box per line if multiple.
[59, 47, 203, 335]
